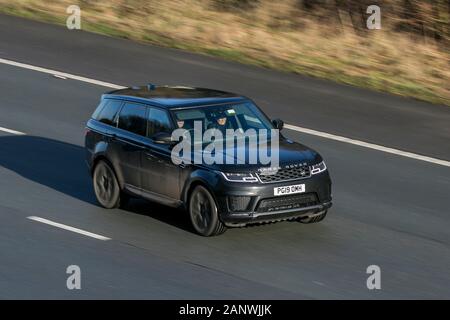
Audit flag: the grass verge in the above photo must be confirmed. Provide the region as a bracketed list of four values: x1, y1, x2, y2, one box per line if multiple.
[0, 1, 448, 106]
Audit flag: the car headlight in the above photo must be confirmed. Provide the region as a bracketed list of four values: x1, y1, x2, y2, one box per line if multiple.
[220, 172, 259, 183]
[310, 161, 327, 175]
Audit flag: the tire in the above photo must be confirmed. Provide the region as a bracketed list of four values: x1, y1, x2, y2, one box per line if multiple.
[93, 160, 122, 209]
[188, 185, 227, 236]
[297, 210, 327, 224]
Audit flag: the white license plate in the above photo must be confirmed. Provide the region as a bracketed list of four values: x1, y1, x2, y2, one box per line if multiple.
[274, 184, 305, 196]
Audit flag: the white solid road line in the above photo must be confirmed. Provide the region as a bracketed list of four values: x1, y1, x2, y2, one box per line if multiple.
[1, 57, 449, 168]
[0, 126, 26, 135]
[27, 216, 111, 241]
[284, 124, 450, 168]
[0, 58, 125, 89]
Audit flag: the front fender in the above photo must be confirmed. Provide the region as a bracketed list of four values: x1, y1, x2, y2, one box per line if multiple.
[181, 168, 221, 206]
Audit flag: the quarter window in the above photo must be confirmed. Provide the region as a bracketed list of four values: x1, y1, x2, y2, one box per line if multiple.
[91, 100, 107, 120]
[96, 100, 122, 126]
[118, 102, 147, 136]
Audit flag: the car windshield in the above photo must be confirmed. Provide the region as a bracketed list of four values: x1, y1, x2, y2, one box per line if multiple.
[170, 101, 273, 136]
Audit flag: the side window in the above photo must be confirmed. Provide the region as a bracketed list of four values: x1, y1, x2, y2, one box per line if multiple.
[147, 108, 172, 138]
[96, 100, 122, 126]
[118, 102, 147, 136]
[91, 100, 107, 120]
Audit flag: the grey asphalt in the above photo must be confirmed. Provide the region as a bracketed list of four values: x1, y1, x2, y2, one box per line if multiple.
[0, 14, 449, 299]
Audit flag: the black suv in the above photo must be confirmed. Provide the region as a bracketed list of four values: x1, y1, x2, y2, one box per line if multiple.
[85, 85, 332, 236]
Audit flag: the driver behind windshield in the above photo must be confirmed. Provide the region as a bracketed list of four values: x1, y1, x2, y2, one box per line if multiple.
[176, 119, 185, 128]
[207, 111, 233, 135]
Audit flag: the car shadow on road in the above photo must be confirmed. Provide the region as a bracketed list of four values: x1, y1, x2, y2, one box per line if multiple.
[0, 135, 193, 232]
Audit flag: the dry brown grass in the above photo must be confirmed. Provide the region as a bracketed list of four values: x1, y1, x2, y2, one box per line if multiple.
[1, 0, 449, 105]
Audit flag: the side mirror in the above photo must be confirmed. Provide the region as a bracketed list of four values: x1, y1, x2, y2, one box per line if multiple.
[272, 118, 284, 130]
[152, 131, 176, 145]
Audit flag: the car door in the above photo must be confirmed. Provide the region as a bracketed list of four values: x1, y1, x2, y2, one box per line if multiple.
[111, 101, 148, 193]
[140, 107, 181, 204]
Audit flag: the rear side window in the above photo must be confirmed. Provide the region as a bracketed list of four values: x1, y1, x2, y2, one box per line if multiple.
[147, 108, 172, 138]
[118, 102, 147, 136]
[95, 100, 122, 126]
[91, 100, 107, 120]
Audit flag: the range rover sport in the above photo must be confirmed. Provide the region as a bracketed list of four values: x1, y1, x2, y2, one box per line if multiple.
[85, 85, 332, 236]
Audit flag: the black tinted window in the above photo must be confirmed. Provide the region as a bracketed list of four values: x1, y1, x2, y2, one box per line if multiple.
[96, 100, 122, 126]
[118, 103, 147, 136]
[91, 100, 107, 120]
[148, 108, 172, 137]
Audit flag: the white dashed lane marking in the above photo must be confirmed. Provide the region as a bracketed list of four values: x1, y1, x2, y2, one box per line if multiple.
[27, 216, 111, 241]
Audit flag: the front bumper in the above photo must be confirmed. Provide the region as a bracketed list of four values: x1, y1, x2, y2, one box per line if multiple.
[213, 171, 332, 226]
[222, 201, 332, 226]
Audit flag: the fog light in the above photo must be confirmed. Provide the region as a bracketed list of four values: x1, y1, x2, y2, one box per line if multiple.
[228, 196, 252, 212]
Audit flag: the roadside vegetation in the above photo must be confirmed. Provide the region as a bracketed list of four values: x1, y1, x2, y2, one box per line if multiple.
[1, 0, 449, 105]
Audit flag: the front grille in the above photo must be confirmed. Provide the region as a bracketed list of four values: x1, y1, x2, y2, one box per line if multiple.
[256, 193, 318, 213]
[256, 165, 310, 183]
[228, 196, 252, 212]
